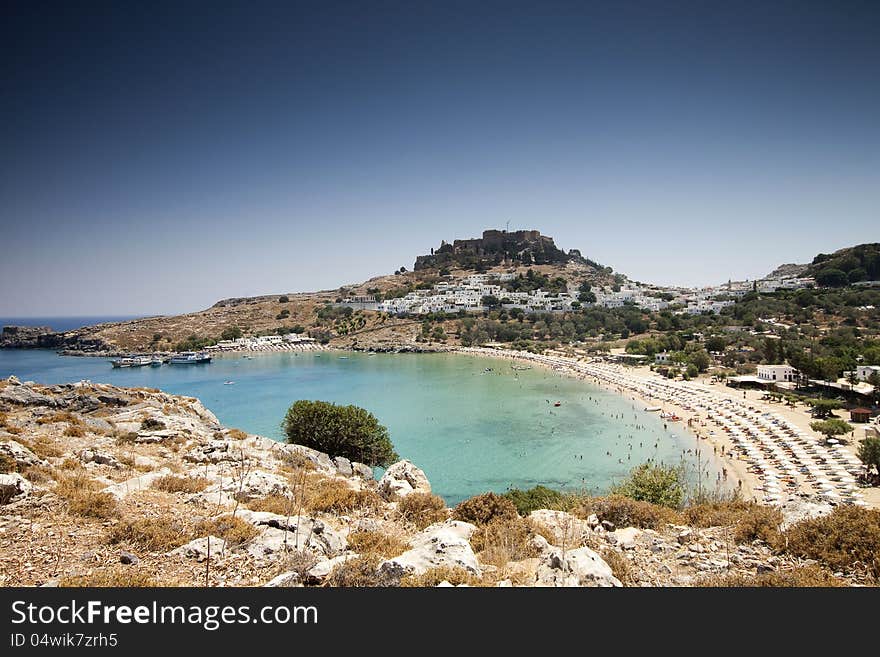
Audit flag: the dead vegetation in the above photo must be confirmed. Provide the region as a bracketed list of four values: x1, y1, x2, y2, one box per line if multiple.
[471, 516, 539, 568]
[395, 492, 448, 529]
[107, 516, 191, 551]
[152, 474, 210, 494]
[346, 530, 409, 559]
[54, 472, 118, 519]
[697, 564, 845, 587]
[400, 566, 486, 587]
[59, 568, 160, 587]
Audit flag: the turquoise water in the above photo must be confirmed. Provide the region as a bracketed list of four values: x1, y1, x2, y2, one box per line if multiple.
[0, 349, 721, 504]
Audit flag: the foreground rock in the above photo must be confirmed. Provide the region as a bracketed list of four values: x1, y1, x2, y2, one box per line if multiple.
[380, 520, 480, 577]
[378, 460, 431, 499]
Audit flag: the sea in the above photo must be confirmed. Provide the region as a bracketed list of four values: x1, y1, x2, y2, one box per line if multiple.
[0, 330, 724, 504]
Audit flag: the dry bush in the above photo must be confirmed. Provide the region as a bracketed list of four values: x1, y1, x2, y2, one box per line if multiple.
[277, 449, 316, 473]
[396, 493, 447, 529]
[226, 428, 248, 440]
[36, 411, 81, 426]
[400, 566, 485, 587]
[152, 475, 210, 494]
[247, 493, 294, 515]
[63, 425, 85, 437]
[24, 437, 63, 458]
[140, 417, 166, 431]
[114, 431, 140, 444]
[193, 514, 259, 546]
[4, 426, 23, 435]
[59, 458, 81, 470]
[732, 505, 782, 544]
[697, 565, 846, 587]
[0, 453, 16, 473]
[305, 478, 384, 515]
[20, 464, 57, 484]
[600, 548, 635, 586]
[471, 516, 539, 568]
[683, 499, 759, 528]
[778, 506, 880, 581]
[571, 495, 680, 530]
[55, 473, 118, 519]
[453, 492, 518, 526]
[324, 555, 399, 587]
[0, 411, 8, 427]
[347, 530, 409, 559]
[59, 569, 159, 587]
[108, 517, 190, 551]
[283, 550, 318, 582]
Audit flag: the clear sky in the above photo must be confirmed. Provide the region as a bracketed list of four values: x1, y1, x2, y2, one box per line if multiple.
[2, 1, 878, 316]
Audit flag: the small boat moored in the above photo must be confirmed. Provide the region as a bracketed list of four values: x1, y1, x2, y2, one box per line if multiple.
[168, 352, 212, 365]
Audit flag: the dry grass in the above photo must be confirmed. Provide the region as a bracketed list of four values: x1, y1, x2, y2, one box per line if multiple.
[683, 499, 758, 528]
[777, 506, 880, 581]
[400, 566, 486, 587]
[570, 495, 680, 530]
[697, 565, 846, 587]
[152, 474, 210, 494]
[36, 411, 81, 426]
[324, 555, 399, 587]
[0, 411, 7, 427]
[20, 464, 57, 484]
[59, 568, 159, 587]
[20, 436, 63, 458]
[277, 449, 317, 473]
[63, 425, 86, 437]
[305, 477, 384, 515]
[601, 548, 635, 586]
[3, 425, 23, 435]
[193, 514, 259, 546]
[0, 452, 16, 473]
[395, 492, 448, 529]
[59, 457, 81, 470]
[226, 428, 248, 440]
[347, 530, 409, 559]
[247, 493, 295, 515]
[55, 472, 118, 519]
[471, 516, 539, 568]
[453, 492, 518, 526]
[108, 516, 191, 551]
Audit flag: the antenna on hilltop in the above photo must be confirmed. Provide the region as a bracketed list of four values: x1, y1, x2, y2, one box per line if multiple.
[505, 219, 510, 233]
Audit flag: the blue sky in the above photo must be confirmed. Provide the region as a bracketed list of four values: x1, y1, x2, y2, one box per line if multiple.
[1, 1, 878, 315]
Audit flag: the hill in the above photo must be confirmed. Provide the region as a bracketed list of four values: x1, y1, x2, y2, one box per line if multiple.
[807, 243, 880, 287]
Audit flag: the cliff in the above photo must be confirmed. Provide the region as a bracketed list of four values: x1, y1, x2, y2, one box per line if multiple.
[0, 376, 865, 587]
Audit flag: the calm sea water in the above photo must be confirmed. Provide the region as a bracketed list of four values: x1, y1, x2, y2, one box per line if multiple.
[0, 316, 142, 332]
[0, 348, 722, 504]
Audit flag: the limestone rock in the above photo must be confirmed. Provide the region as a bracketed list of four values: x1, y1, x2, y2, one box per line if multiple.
[263, 571, 302, 587]
[378, 460, 431, 499]
[238, 510, 347, 557]
[779, 496, 834, 530]
[211, 470, 290, 501]
[351, 462, 374, 480]
[79, 449, 123, 469]
[0, 473, 33, 504]
[170, 536, 227, 562]
[379, 519, 479, 577]
[333, 457, 353, 477]
[101, 468, 172, 499]
[0, 440, 47, 468]
[529, 509, 593, 547]
[535, 546, 621, 587]
[0, 385, 56, 407]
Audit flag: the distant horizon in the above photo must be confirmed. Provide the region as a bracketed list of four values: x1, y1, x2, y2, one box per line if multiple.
[3, 3, 878, 315]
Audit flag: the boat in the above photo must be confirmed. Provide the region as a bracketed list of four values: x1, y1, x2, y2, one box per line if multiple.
[554, 401, 561, 407]
[150, 357, 163, 367]
[644, 406, 662, 412]
[224, 381, 235, 385]
[111, 355, 153, 368]
[339, 356, 348, 359]
[168, 352, 212, 365]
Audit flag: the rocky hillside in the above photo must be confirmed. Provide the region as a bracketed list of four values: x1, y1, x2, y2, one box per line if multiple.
[807, 243, 880, 285]
[1, 376, 873, 587]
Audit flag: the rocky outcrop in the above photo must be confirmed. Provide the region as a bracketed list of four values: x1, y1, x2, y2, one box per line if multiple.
[378, 460, 431, 499]
[535, 546, 621, 587]
[379, 520, 480, 577]
[0, 440, 47, 468]
[0, 473, 33, 504]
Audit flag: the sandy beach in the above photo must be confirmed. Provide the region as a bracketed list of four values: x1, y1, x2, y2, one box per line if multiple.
[458, 346, 877, 509]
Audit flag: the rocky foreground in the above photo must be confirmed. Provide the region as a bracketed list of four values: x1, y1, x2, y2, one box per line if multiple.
[0, 376, 868, 587]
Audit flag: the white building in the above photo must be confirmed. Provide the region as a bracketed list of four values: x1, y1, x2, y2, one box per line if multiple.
[757, 364, 799, 383]
[655, 351, 671, 364]
[844, 365, 880, 381]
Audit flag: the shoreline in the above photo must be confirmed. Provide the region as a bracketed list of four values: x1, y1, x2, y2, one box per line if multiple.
[456, 346, 875, 509]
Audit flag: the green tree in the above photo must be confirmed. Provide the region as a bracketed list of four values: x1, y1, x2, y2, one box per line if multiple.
[279, 295, 290, 303]
[610, 463, 686, 509]
[282, 400, 398, 467]
[806, 398, 842, 418]
[481, 295, 501, 309]
[857, 436, 880, 477]
[814, 268, 849, 288]
[809, 418, 853, 443]
[220, 326, 243, 341]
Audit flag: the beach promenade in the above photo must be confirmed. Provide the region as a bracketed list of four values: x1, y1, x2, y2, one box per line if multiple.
[460, 346, 875, 509]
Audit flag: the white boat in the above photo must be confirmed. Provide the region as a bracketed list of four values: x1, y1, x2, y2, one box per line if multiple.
[169, 352, 212, 365]
[644, 406, 662, 412]
[112, 355, 153, 368]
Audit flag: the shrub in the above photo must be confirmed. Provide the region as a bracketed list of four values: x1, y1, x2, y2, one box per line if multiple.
[226, 428, 248, 441]
[278, 296, 289, 303]
[697, 565, 845, 587]
[152, 475, 210, 494]
[59, 569, 159, 587]
[108, 517, 190, 551]
[282, 400, 398, 467]
[778, 506, 880, 580]
[601, 548, 635, 586]
[141, 418, 166, 430]
[0, 453, 16, 473]
[64, 425, 85, 437]
[396, 493, 447, 529]
[400, 566, 484, 587]
[55, 473, 118, 519]
[453, 492, 518, 525]
[193, 515, 259, 547]
[471, 516, 539, 568]
[324, 555, 399, 587]
[347, 531, 409, 559]
[503, 485, 564, 515]
[857, 436, 880, 476]
[572, 495, 680, 530]
[247, 494, 294, 515]
[610, 463, 686, 509]
[306, 479, 384, 515]
[36, 411, 80, 426]
[733, 505, 782, 544]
